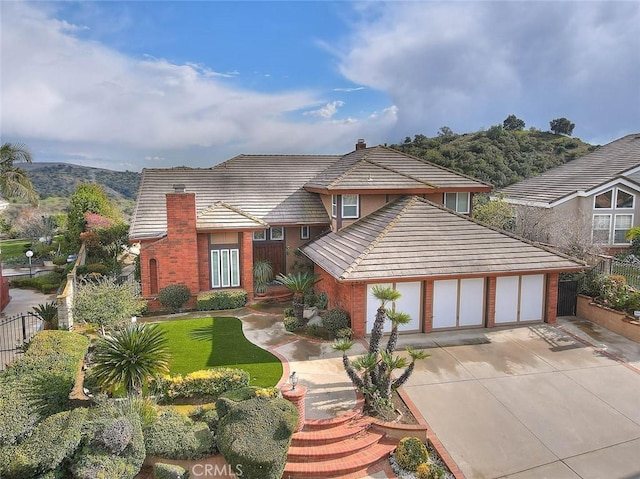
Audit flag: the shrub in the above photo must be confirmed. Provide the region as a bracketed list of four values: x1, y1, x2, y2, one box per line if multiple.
[283, 316, 299, 332]
[158, 284, 192, 312]
[316, 292, 328, 309]
[335, 327, 353, 340]
[152, 368, 250, 402]
[283, 307, 295, 318]
[10, 272, 63, 293]
[143, 409, 215, 460]
[155, 463, 189, 479]
[95, 417, 134, 454]
[71, 454, 138, 479]
[303, 324, 333, 340]
[196, 289, 247, 310]
[189, 406, 219, 431]
[395, 437, 429, 472]
[0, 378, 40, 446]
[594, 274, 631, 311]
[304, 291, 317, 307]
[321, 307, 350, 333]
[215, 386, 279, 417]
[217, 397, 298, 479]
[0, 408, 87, 479]
[416, 462, 431, 479]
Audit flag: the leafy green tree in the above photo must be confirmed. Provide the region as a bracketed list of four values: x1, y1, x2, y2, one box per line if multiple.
[91, 323, 170, 395]
[0, 142, 38, 205]
[549, 117, 575, 136]
[73, 276, 145, 335]
[333, 286, 428, 416]
[275, 272, 321, 322]
[66, 183, 121, 247]
[503, 114, 525, 131]
[472, 194, 515, 231]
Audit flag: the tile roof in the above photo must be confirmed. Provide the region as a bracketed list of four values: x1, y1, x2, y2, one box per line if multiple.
[196, 201, 268, 229]
[129, 155, 340, 239]
[300, 196, 585, 281]
[499, 133, 640, 205]
[305, 146, 491, 192]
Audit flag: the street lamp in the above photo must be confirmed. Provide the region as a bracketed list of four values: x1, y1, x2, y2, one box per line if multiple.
[289, 371, 299, 391]
[25, 250, 33, 278]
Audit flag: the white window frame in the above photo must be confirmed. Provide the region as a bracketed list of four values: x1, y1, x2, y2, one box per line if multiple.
[594, 189, 613, 209]
[252, 230, 266, 241]
[331, 195, 337, 218]
[270, 227, 284, 240]
[615, 189, 635, 209]
[300, 226, 310, 240]
[614, 214, 633, 244]
[444, 192, 470, 214]
[592, 214, 612, 244]
[342, 194, 359, 219]
[211, 248, 240, 288]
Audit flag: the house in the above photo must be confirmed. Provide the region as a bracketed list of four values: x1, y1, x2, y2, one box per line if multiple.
[130, 141, 584, 337]
[498, 133, 640, 254]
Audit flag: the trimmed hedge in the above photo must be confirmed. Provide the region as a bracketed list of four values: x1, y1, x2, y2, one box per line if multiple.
[153, 368, 250, 402]
[0, 408, 87, 479]
[189, 405, 219, 431]
[321, 307, 350, 334]
[196, 289, 247, 311]
[0, 378, 40, 446]
[155, 463, 189, 479]
[217, 397, 298, 479]
[158, 284, 192, 312]
[216, 386, 280, 418]
[143, 409, 215, 460]
[9, 271, 63, 293]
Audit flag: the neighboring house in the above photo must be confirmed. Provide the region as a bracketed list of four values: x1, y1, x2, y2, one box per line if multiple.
[498, 133, 640, 255]
[130, 141, 584, 337]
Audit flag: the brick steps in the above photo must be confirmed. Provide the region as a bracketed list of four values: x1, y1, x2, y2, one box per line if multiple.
[284, 414, 397, 479]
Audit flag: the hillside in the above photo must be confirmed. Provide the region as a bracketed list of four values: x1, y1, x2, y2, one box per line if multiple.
[391, 129, 596, 188]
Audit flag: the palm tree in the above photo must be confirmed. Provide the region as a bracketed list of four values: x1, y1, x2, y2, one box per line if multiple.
[91, 323, 171, 395]
[32, 301, 58, 330]
[275, 272, 321, 322]
[0, 142, 38, 205]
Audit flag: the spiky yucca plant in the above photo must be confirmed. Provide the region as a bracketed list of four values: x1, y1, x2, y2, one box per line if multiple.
[91, 323, 170, 395]
[275, 272, 321, 322]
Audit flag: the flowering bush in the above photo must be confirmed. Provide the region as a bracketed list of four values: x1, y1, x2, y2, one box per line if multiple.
[152, 368, 250, 401]
[594, 274, 632, 311]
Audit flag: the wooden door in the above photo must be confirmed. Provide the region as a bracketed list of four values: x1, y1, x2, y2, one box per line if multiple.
[253, 242, 285, 277]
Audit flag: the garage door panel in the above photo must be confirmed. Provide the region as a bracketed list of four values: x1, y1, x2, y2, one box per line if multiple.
[433, 280, 458, 329]
[459, 278, 485, 327]
[394, 282, 422, 331]
[496, 276, 519, 324]
[520, 274, 544, 321]
[367, 283, 393, 334]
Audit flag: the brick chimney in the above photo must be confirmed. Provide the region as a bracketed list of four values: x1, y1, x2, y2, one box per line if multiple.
[356, 139, 366, 150]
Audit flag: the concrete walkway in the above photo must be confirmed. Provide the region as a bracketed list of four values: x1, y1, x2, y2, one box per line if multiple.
[398, 318, 640, 479]
[1, 287, 56, 318]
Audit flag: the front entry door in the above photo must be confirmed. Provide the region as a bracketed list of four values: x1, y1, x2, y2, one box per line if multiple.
[253, 242, 285, 277]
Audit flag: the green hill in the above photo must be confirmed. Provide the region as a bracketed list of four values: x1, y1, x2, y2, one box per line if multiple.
[391, 129, 596, 188]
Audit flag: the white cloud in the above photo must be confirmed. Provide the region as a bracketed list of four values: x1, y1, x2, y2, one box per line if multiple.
[304, 101, 345, 119]
[333, 86, 366, 93]
[336, 2, 640, 142]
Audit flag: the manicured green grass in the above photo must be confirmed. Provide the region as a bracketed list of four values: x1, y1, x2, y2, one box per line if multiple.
[155, 317, 282, 387]
[0, 238, 32, 260]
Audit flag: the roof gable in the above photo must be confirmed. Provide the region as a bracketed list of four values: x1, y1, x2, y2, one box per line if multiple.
[499, 133, 640, 205]
[301, 196, 584, 281]
[197, 201, 268, 229]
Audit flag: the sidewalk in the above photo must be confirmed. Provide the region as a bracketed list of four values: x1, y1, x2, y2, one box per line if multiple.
[1, 287, 56, 318]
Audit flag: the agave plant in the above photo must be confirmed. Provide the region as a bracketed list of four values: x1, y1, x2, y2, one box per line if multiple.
[91, 323, 170, 396]
[32, 301, 58, 330]
[275, 272, 321, 322]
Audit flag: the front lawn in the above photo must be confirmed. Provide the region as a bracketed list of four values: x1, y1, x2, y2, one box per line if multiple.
[155, 317, 282, 387]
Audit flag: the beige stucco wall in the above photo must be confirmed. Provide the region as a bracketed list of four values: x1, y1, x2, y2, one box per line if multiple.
[284, 225, 326, 273]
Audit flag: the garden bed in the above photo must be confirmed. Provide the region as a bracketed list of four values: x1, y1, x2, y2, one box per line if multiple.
[576, 295, 640, 343]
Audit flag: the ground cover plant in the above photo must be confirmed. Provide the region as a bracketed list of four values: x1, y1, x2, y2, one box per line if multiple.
[154, 317, 282, 387]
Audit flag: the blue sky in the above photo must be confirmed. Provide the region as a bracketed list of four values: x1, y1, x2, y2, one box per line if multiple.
[1, 1, 639, 172]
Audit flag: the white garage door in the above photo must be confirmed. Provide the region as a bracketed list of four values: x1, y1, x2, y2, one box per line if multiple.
[495, 274, 545, 324]
[366, 282, 421, 335]
[433, 278, 485, 329]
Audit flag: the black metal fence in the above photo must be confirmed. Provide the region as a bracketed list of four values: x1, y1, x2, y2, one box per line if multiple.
[0, 312, 42, 371]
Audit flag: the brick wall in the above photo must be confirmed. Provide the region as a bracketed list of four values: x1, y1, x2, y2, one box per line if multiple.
[0, 266, 9, 312]
[241, 231, 254, 301]
[486, 276, 497, 328]
[423, 280, 434, 332]
[197, 234, 210, 292]
[544, 272, 559, 324]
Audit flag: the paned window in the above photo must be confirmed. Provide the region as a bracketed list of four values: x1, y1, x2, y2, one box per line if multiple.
[331, 195, 337, 218]
[594, 190, 613, 209]
[211, 249, 240, 288]
[300, 226, 310, 239]
[342, 194, 359, 218]
[616, 190, 634, 209]
[270, 227, 284, 240]
[253, 230, 266, 241]
[592, 215, 611, 243]
[444, 192, 470, 214]
[614, 214, 633, 244]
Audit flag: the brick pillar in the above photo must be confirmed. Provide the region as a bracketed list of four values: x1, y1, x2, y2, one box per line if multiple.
[545, 272, 559, 324]
[282, 385, 306, 432]
[423, 280, 434, 333]
[351, 283, 366, 338]
[241, 231, 254, 301]
[487, 277, 497, 328]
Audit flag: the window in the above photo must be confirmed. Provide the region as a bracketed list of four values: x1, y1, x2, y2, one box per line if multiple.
[211, 249, 240, 288]
[445, 192, 470, 214]
[594, 190, 613, 209]
[614, 214, 633, 244]
[270, 227, 284, 240]
[594, 188, 635, 209]
[300, 226, 310, 240]
[253, 230, 266, 241]
[616, 190, 634, 209]
[592, 215, 611, 243]
[331, 195, 337, 218]
[342, 194, 359, 218]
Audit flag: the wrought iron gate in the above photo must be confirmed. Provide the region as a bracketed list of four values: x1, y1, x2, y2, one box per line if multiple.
[557, 280, 578, 316]
[0, 312, 42, 370]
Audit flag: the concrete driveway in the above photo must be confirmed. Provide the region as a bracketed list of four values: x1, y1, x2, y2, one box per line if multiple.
[398, 318, 640, 479]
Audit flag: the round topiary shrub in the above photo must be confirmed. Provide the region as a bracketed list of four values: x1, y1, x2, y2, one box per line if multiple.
[96, 417, 134, 455]
[283, 316, 299, 332]
[158, 284, 192, 312]
[321, 307, 350, 334]
[395, 436, 429, 472]
[416, 462, 431, 479]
